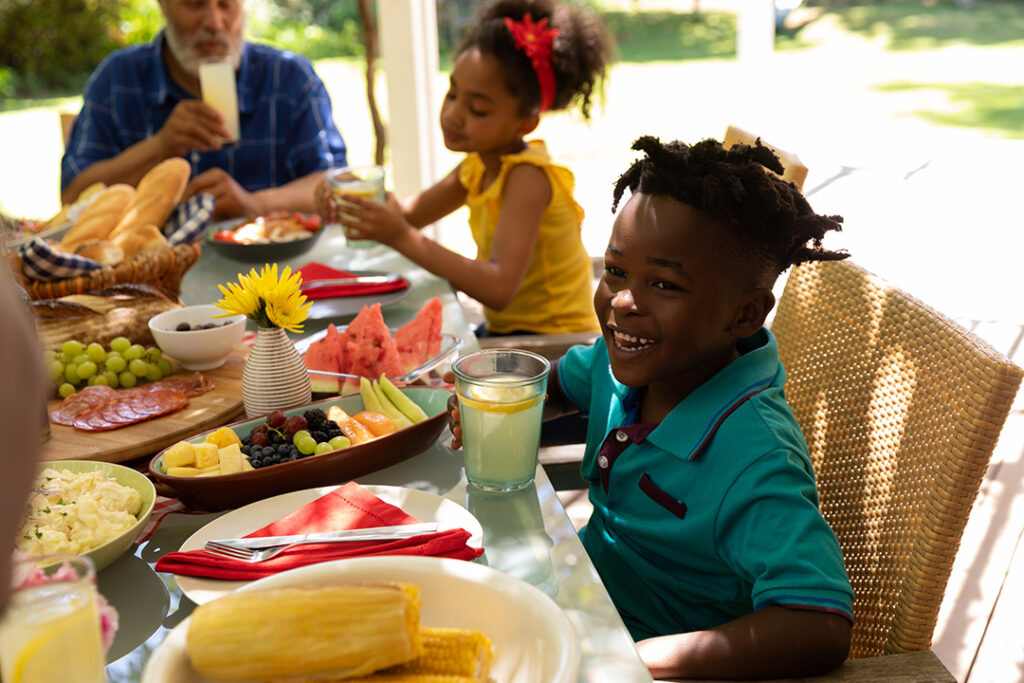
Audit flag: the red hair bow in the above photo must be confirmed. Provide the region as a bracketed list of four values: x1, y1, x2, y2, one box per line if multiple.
[503, 13, 559, 112]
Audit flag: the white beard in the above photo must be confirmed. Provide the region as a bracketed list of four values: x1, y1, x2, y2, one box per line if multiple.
[164, 21, 244, 76]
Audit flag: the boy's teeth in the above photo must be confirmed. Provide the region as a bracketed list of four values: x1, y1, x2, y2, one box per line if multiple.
[613, 330, 654, 351]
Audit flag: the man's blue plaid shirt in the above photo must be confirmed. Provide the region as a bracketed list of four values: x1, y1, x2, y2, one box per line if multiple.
[61, 32, 347, 192]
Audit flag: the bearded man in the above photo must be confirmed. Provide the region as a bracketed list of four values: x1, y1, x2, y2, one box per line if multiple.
[60, 0, 348, 219]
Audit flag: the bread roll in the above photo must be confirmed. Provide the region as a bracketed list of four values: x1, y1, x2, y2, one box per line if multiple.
[73, 240, 125, 266]
[60, 184, 135, 249]
[112, 224, 168, 258]
[108, 158, 191, 240]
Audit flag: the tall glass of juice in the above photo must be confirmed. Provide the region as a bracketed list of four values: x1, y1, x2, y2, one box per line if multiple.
[0, 554, 106, 683]
[198, 56, 240, 143]
[327, 164, 386, 249]
[452, 348, 550, 492]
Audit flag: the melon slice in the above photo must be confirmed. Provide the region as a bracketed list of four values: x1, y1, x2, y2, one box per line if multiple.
[341, 304, 405, 380]
[394, 296, 444, 374]
[302, 327, 341, 394]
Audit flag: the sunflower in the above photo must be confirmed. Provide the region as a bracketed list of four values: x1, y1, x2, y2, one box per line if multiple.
[215, 264, 311, 333]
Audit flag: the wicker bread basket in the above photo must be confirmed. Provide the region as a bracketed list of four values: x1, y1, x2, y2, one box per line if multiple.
[8, 241, 201, 300]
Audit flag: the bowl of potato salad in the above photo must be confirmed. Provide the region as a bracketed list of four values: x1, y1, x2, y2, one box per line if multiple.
[18, 461, 156, 571]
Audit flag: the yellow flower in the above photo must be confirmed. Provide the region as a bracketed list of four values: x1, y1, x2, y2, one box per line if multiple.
[214, 263, 310, 332]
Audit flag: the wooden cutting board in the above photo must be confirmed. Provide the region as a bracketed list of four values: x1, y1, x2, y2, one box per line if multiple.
[41, 345, 249, 464]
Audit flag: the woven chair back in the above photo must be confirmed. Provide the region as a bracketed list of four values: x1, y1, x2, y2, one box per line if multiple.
[772, 259, 1022, 659]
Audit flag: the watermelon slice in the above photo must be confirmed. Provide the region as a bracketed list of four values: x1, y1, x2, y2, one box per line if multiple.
[303, 329, 341, 394]
[395, 296, 444, 373]
[341, 304, 405, 380]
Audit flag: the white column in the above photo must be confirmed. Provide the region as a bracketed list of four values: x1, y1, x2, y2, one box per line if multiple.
[377, 0, 443, 200]
[736, 0, 775, 63]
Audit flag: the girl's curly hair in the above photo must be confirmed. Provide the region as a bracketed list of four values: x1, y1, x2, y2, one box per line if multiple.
[613, 136, 848, 281]
[457, 0, 613, 119]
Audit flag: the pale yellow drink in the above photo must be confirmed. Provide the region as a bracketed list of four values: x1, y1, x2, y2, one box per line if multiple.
[328, 165, 386, 248]
[198, 58, 240, 143]
[459, 380, 546, 491]
[0, 559, 105, 683]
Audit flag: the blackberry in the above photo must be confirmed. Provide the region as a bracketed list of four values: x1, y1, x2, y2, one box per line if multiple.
[304, 409, 329, 428]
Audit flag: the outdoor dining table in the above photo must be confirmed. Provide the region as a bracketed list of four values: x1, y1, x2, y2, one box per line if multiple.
[97, 224, 653, 682]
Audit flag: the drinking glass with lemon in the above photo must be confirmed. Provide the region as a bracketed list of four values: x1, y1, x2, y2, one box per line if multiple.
[452, 349, 550, 492]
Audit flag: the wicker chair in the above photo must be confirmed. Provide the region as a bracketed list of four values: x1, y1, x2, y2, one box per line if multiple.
[771, 259, 1023, 659]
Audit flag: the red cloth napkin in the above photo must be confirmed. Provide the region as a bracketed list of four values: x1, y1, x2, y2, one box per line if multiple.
[154, 482, 482, 580]
[298, 262, 408, 300]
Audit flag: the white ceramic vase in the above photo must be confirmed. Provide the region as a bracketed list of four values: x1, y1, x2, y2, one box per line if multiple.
[242, 327, 311, 417]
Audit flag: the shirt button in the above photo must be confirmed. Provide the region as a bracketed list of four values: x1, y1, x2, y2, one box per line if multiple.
[615, 430, 629, 443]
[598, 455, 609, 469]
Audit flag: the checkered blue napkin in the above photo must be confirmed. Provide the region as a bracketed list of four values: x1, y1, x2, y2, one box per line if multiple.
[18, 194, 214, 282]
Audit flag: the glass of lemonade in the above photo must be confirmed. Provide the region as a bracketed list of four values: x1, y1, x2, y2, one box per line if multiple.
[198, 56, 240, 143]
[452, 348, 550, 492]
[0, 554, 105, 683]
[327, 165, 386, 249]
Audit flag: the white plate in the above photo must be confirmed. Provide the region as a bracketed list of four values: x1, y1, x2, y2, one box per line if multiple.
[305, 269, 411, 320]
[143, 555, 580, 683]
[174, 485, 483, 604]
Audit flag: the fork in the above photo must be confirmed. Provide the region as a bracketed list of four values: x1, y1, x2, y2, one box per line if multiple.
[203, 523, 438, 563]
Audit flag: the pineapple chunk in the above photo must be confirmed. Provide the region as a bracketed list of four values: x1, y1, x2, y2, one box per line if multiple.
[241, 455, 255, 471]
[193, 442, 220, 469]
[162, 441, 196, 469]
[167, 465, 203, 477]
[205, 426, 242, 449]
[196, 464, 223, 477]
[218, 443, 244, 475]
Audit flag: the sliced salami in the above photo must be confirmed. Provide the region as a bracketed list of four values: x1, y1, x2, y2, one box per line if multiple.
[72, 405, 122, 432]
[50, 385, 116, 426]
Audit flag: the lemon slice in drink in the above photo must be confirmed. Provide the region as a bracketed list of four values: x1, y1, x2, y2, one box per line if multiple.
[460, 381, 543, 414]
[8, 594, 104, 683]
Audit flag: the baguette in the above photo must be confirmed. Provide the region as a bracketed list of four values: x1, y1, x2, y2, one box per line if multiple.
[60, 184, 135, 249]
[112, 224, 168, 258]
[108, 157, 191, 240]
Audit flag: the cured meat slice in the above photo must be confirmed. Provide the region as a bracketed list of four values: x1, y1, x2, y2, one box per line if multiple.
[73, 405, 121, 432]
[50, 385, 116, 426]
[150, 372, 215, 398]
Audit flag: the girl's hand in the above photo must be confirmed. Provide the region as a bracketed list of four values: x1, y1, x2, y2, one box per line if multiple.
[336, 192, 410, 246]
[314, 177, 337, 223]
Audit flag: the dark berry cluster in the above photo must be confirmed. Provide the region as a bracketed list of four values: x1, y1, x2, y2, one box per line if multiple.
[240, 428, 302, 469]
[304, 408, 345, 445]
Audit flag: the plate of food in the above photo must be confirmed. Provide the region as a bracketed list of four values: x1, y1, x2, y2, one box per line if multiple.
[148, 385, 451, 511]
[205, 212, 325, 262]
[173, 484, 483, 604]
[142, 556, 580, 683]
[18, 460, 156, 571]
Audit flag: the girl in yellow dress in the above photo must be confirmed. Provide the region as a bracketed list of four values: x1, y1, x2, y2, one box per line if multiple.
[317, 0, 612, 336]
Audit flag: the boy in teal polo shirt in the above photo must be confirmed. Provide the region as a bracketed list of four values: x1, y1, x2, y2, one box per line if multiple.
[452, 136, 855, 679]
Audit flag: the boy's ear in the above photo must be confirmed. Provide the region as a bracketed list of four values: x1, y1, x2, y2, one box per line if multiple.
[729, 289, 775, 338]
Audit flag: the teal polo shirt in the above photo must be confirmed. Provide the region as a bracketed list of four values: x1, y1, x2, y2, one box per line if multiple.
[558, 329, 853, 640]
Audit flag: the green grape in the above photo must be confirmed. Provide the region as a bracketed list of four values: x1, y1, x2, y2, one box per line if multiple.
[146, 347, 162, 362]
[61, 340, 83, 357]
[124, 344, 145, 360]
[314, 442, 332, 455]
[88, 374, 108, 387]
[129, 359, 149, 377]
[47, 360, 65, 383]
[292, 429, 311, 444]
[72, 353, 89, 366]
[60, 350, 75, 364]
[76, 361, 98, 380]
[64, 364, 79, 384]
[86, 343, 106, 363]
[103, 370, 119, 388]
[295, 435, 317, 455]
[105, 355, 127, 373]
[145, 363, 162, 382]
[42, 349, 58, 362]
[109, 337, 131, 353]
[157, 358, 173, 376]
[58, 383, 76, 398]
[118, 371, 138, 388]
[328, 436, 351, 450]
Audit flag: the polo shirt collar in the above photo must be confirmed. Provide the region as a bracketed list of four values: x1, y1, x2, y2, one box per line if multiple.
[646, 328, 781, 461]
[147, 31, 254, 115]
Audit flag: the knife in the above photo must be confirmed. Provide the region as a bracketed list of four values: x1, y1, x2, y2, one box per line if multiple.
[301, 274, 402, 290]
[205, 523, 438, 549]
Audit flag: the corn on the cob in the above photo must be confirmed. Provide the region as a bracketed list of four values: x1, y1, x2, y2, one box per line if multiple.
[186, 583, 422, 682]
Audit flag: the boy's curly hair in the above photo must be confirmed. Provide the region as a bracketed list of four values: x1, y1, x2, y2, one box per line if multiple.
[612, 136, 848, 282]
[458, 0, 613, 119]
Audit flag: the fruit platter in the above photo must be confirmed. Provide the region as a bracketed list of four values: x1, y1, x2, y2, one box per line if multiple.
[149, 382, 451, 511]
